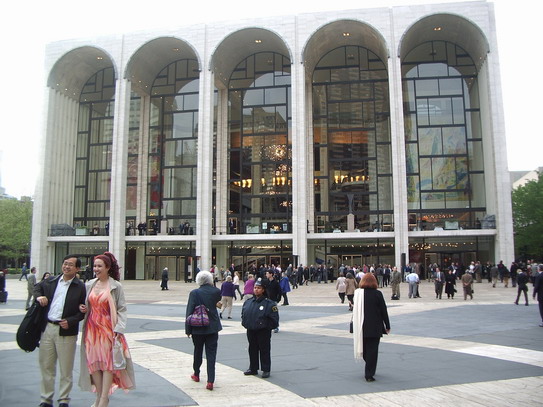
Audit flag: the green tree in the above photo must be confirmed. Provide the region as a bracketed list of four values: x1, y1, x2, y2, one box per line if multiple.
[512, 173, 543, 260]
[0, 197, 33, 266]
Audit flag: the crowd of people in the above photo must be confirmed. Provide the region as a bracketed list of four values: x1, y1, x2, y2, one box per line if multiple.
[12, 255, 543, 405]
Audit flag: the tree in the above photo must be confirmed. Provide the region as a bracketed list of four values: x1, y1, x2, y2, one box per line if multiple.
[512, 173, 543, 261]
[0, 197, 33, 267]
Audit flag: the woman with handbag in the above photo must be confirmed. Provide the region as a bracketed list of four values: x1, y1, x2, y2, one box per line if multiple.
[78, 252, 135, 407]
[185, 270, 222, 390]
[352, 272, 390, 382]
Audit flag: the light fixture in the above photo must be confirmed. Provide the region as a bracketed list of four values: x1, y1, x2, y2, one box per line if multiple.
[97, 56, 103, 60]
[255, 39, 262, 43]
[342, 32, 350, 37]
[433, 27, 442, 31]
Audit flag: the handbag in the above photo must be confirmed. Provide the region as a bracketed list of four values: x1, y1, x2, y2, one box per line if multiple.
[16, 302, 45, 352]
[186, 290, 210, 327]
[112, 335, 127, 370]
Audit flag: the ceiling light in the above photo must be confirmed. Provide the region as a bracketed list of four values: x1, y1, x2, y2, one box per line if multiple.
[342, 32, 350, 37]
[255, 39, 262, 43]
[433, 27, 442, 31]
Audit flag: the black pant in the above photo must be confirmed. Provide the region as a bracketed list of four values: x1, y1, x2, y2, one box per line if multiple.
[282, 293, 289, 305]
[515, 287, 528, 304]
[192, 333, 218, 383]
[247, 329, 272, 372]
[363, 337, 381, 379]
[539, 300, 543, 323]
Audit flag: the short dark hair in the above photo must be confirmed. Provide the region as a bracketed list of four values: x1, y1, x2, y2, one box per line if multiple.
[359, 272, 378, 289]
[63, 254, 81, 268]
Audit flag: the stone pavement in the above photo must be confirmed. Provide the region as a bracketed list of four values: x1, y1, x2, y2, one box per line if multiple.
[1, 275, 542, 407]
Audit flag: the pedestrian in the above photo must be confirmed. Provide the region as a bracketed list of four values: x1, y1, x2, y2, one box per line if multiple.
[243, 274, 256, 300]
[336, 271, 346, 303]
[390, 266, 401, 300]
[434, 267, 445, 299]
[461, 270, 473, 300]
[161, 267, 169, 290]
[279, 272, 290, 305]
[186, 270, 222, 391]
[41, 272, 51, 281]
[220, 276, 235, 319]
[26, 267, 38, 310]
[514, 268, 529, 306]
[490, 264, 499, 287]
[352, 272, 390, 382]
[233, 271, 243, 300]
[241, 278, 279, 378]
[445, 269, 456, 299]
[19, 262, 29, 281]
[405, 269, 420, 299]
[345, 272, 357, 311]
[78, 252, 135, 407]
[533, 265, 543, 327]
[34, 255, 87, 407]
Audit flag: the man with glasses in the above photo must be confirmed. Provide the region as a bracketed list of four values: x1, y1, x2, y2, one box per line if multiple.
[34, 255, 87, 407]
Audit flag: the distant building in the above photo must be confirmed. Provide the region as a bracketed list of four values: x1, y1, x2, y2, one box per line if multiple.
[32, 1, 514, 280]
[511, 167, 542, 189]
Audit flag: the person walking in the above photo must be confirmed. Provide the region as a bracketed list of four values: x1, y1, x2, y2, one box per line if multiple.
[336, 271, 347, 303]
[26, 267, 38, 310]
[220, 276, 235, 319]
[390, 266, 401, 300]
[233, 271, 243, 300]
[490, 263, 499, 287]
[78, 252, 135, 407]
[279, 272, 291, 306]
[461, 270, 473, 300]
[243, 274, 256, 300]
[434, 267, 445, 299]
[160, 267, 169, 290]
[185, 270, 222, 391]
[19, 262, 28, 281]
[34, 255, 87, 407]
[445, 269, 456, 299]
[345, 272, 357, 311]
[241, 278, 279, 378]
[352, 273, 390, 382]
[514, 268, 529, 306]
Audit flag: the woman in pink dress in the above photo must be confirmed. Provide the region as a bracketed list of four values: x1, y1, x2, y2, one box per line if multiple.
[78, 252, 135, 407]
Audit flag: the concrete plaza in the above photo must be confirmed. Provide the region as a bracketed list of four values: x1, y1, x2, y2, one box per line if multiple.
[1, 275, 542, 406]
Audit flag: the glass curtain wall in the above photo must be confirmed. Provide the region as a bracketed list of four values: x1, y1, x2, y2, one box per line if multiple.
[228, 52, 292, 235]
[126, 93, 141, 235]
[312, 46, 392, 233]
[148, 59, 199, 235]
[74, 67, 116, 235]
[402, 41, 486, 231]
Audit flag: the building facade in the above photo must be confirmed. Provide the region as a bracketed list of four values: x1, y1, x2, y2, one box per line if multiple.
[32, 1, 514, 279]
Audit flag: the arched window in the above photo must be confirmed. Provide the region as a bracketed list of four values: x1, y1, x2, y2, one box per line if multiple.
[312, 46, 392, 233]
[74, 67, 116, 234]
[228, 52, 292, 235]
[148, 59, 200, 234]
[402, 40, 485, 231]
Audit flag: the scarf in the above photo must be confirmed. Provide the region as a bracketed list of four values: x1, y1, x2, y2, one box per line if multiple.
[352, 288, 365, 361]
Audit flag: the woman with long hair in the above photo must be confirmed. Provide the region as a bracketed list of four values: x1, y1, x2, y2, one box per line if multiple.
[352, 272, 390, 382]
[79, 252, 135, 407]
[186, 270, 222, 390]
[345, 272, 357, 311]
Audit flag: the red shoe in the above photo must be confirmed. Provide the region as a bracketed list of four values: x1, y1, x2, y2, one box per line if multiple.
[191, 374, 200, 382]
[206, 382, 213, 390]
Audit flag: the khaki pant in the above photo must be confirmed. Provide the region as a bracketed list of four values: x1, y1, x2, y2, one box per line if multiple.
[221, 296, 233, 318]
[39, 322, 78, 405]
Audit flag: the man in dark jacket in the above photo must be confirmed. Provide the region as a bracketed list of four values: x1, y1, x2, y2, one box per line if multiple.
[241, 278, 279, 378]
[34, 255, 86, 407]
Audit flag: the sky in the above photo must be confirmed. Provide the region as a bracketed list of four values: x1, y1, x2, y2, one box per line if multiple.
[0, 0, 541, 199]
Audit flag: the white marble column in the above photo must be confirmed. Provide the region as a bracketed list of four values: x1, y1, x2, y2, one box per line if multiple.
[388, 56, 409, 267]
[291, 59, 308, 266]
[109, 78, 132, 277]
[196, 68, 215, 270]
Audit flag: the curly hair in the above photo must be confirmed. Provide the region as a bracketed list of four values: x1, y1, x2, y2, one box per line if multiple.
[94, 251, 121, 281]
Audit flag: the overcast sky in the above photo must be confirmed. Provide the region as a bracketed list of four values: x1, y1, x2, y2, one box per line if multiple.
[1, 0, 540, 198]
